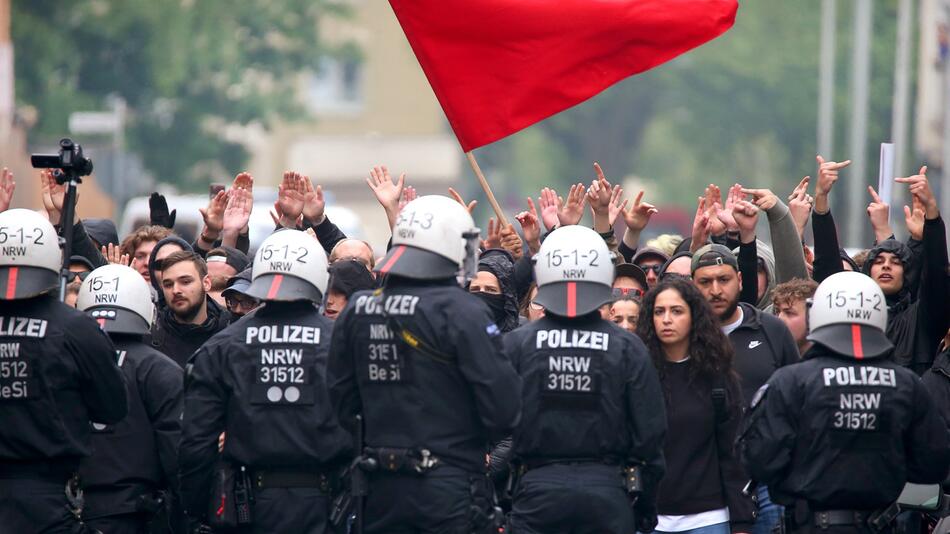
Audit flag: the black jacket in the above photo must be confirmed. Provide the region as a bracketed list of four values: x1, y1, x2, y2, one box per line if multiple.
[80, 336, 183, 520]
[327, 277, 522, 473]
[0, 295, 126, 467]
[146, 296, 231, 369]
[738, 343, 950, 510]
[728, 302, 800, 405]
[179, 301, 352, 520]
[922, 350, 950, 431]
[501, 314, 666, 508]
[654, 359, 753, 532]
[861, 218, 950, 375]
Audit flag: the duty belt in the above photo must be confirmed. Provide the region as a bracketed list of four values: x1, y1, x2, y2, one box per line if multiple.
[252, 469, 330, 491]
[519, 457, 620, 473]
[813, 510, 870, 528]
[361, 447, 440, 474]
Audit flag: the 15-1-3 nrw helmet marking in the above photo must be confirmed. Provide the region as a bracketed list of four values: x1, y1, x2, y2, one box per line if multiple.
[808, 271, 892, 359]
[77, 264, 156, 335]
[376, 195, 480, 280]
[533, 225, 614, 318]
[0, 209, 62, 300]
[246, 229, 329, 303]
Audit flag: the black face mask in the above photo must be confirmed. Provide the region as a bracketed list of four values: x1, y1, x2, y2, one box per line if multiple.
[474, 292, 508, 325]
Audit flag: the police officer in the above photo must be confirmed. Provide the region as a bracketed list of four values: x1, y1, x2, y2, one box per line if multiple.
[327, 195, 522, 533]
[502, 225, 667, 534]
[76, 264, 184, 534]
[0, 208, 127, 533]
[179, 229, 352, 533]
[738, 271, 950, 534]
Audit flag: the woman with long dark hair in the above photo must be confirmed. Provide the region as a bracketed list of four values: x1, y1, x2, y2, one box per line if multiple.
[636, 277, 754, 534]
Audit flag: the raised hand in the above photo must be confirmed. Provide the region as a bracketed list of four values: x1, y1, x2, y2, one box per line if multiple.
[538, 188, 560, 231]
[903, 193, 926, 241]
[366, 166, 405, 221]
[895, 166, 938, 219]
[741, 187, 779, 212]
[398, 186, 417, 214]
[866, 186, 892, 242]
[223, 186, 253, 236]
[199, 189, 228, 236]
[702, 184, 727, 236]
[448, 187, 477, 214]
[557, 183, 586, 227]
[277, 171, 306, 227]
[0, 168, 15, 213]
[732, 199, 760, 243]
[301, 177, 325, 226]
[482, 217, 503, 250]
[101, 243, 130, 266]
[232, 171, 253, 193]
[689, 197, 711, 253]
[515, 197, 542, 254]
[815, 155, 851, 213]
[787, 176, 812, 237]
[621, 190, 657, 233]
[717, 183, 742, 232]
[500, 223, 524, 260]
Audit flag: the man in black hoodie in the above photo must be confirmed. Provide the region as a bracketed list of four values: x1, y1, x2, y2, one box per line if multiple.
[146, 250, 231, 368]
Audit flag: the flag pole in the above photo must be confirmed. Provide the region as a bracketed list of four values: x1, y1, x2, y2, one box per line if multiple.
[465, 151, 509, 226]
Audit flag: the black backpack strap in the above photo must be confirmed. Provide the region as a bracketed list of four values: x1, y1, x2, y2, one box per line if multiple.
[711, 375, 728, 425]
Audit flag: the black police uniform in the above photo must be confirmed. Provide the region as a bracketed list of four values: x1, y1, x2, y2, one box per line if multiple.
[327, 277, 523, 534]
[79, 336, 184, 534]
[0, 295, 127, 533]
[502, 313, 667, 534]
[738, 343, 950, 534]
[179, 301, 352, 534]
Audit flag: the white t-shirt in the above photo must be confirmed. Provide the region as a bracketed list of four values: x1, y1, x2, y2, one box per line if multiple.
[720, 307, 744, 336]
[657, 507, 730, 532]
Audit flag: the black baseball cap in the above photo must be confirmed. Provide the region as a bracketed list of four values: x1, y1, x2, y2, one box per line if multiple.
[691, 244, 738, 275]
[614, 263, 648, 290]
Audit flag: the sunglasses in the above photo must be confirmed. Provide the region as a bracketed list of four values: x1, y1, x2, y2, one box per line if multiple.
[639, 264, 663, 274]
[225, 295, 259, 309]
[69, 271, 91, 282]
[612, 287, 644, 299]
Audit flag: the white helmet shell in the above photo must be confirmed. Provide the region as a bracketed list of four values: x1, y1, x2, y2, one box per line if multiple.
[808, 271, 892, 359]
[246, 229, 328, 302]
[0, 209, 61, 299]
[78, 264, 155, 335]
[376, 195, 480, 280]
[532, 225, 614, 317]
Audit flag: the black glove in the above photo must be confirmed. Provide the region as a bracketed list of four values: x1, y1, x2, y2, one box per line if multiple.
[634, 502, 658, 533]
[149, 192, 177, 229]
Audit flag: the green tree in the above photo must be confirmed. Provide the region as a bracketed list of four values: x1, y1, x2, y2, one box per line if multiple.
[13, 0, 351, 190]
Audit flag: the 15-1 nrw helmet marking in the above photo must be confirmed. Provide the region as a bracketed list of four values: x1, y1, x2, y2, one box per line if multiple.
[533, 225, 614, 318]
[0, 209, 61, 300]
[246, 229, 329, 303]
[77, 264, 155, 335]
[808, 271, 892, 359]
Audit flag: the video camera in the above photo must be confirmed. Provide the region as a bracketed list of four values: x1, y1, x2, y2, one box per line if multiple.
[30, 138, 94, 178]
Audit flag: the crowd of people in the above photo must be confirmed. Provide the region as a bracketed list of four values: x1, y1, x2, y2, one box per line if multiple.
[0, 151, 947, 534]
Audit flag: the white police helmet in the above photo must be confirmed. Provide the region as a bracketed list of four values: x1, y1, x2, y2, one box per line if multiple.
[808, 271, 892, 359]
[0, 208, 61, 300]
[77, 264, 155, 335]
[246, 229, 328, 303]
[376, 195, 480, 280]
[533, 225, 614, 317]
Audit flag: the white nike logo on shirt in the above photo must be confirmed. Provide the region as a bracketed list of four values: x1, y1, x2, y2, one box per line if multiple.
[748, 340, 762, 349]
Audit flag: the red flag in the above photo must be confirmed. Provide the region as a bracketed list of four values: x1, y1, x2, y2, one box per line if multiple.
[389, 0, 738, 152]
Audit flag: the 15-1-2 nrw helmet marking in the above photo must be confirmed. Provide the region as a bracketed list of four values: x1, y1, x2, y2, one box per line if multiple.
[808, 271, 892, 359]
[246, 229, 329, 303]
[532, 225, 614, 318]
[0, 209, 62, 300]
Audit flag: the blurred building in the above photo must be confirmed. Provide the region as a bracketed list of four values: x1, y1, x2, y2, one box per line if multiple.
[243, 0, 462, 251]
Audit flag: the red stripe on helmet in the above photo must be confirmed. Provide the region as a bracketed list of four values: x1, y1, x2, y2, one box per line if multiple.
[378, 245, 407, 274]
[851, 324, 864, 359]
[96, 318, 106, 328]
[5, 268, 17, 299]
[566, 282, 577, 317]
[266, 275, 284, 300]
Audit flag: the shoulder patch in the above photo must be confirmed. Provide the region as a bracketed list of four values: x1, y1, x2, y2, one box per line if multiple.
[750, 383, 769, 409]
